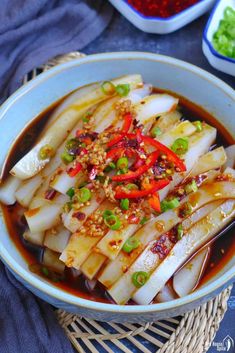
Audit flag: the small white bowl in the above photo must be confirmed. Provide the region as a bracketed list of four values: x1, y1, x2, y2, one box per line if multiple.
[109, 0, 216, 34]
[203, 0, 235, 76]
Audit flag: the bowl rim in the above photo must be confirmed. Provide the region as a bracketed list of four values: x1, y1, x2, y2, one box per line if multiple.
[115, 0, 213, 22]
[203, 0, 235, 64]
[0, 51, 234, 314]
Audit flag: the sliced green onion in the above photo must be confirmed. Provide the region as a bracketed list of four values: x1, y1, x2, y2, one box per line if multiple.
[82, 111, 92, 123]
[161, 197, 180, 212]
[79, 181, 88, 188]
[132, 271, 150, 288]
[117, 157, 128, 170]
[66, 187, 75, 199]
[104, 214, 121, 230]
[41, 266, 49, 277]
[101, 81, 116, 95]
[193, 121, 202, 132]
[61, 152, 74, 164]
[126, 183, 138, 191]
[171, 137, 189, 155]
[123, 237, 140, 253]
[151, 126, 162, 138]
[76, 187, 91, 203]
[65, 138, 80, 153]
[140, 216, 149, 225]
[39, 144, 53, 160]
[120, 198, 129, 210]
[103, 210, 114, 219]
[115, 84, 130, 97]
[185, 180, 198, 194]
[63, 201, 73, 213]
[104, 162, 116, 173]
[177, 224, 184, 240]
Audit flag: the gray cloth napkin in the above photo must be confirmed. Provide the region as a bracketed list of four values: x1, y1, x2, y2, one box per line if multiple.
[0, 1, 113, 352]
[0, 0, 113, 102]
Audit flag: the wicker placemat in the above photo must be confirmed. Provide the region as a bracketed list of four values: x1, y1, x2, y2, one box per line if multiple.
[23, 52, 233, 353]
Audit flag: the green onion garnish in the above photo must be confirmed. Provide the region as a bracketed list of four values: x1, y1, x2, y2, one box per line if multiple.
[126, 183, 138, 191]
[185, 180, 198, 194]
[120, 198, 129, 210]
[63, 201, 73, 213]
[171, 137, 189, 155]
[104, 214, 121, 230]
[161, 197, 180, 212]
[180, 202, 193, 217]
[61, 152, 74, 164]
[132, 271, 150, 288]
[140, 216, 149, 225]
[212, 7, 235, 59]
[151, 126, 162, 138]
[193, 121, 203, 132]
[41, 267, 49, 276]
[177, 224, 184, 240]
[76, 187, 91, 203]
[66, 187, 75, 199]
[101, 81, 116, 95]
[39, 144, 53, 160]
[115, 84, 130, 97]
[103, 210, 114, 219]
[117, 157, 128, 170]
[122, 237, 140, 253]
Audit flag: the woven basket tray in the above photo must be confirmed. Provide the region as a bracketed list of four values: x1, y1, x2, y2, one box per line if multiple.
[24, 52, 232, 353]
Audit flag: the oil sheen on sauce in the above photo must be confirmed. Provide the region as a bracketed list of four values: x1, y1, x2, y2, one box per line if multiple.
[1, 89, 234, 304]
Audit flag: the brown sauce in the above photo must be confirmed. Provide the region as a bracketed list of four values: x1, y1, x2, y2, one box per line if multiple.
[0, 88, 234, 304]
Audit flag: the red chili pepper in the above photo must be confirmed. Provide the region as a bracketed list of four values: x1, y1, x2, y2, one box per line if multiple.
[45, 189, 57, 200]
[67, 162, 82, 177]
[107, 113, 133, 147]
[115, 179, 170, 199]
[112, 150, 159, 182]
[76, 129, 84, 137]
[148, 193, 161, 212]
[128, 214, 140, 224]
[122, 113, 133, 133]
[142, 136, 186, 172]
[107, 147, 126, 160]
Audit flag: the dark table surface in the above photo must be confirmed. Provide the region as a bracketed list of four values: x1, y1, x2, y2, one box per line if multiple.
[83, 8, 235, 353]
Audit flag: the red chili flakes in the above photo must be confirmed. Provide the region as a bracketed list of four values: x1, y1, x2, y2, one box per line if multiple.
[44, 188, 57, 200]
[127, 0, 201, 18]
[109, 239, 123, 250]
[72, 212, 86, 221]
[150, 234, 170, 259]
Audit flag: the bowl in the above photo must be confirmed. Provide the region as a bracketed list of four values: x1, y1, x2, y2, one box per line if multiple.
[0, 52, 234, 323]
[202, 0, 235, 76]
[109, 0, 216, 34]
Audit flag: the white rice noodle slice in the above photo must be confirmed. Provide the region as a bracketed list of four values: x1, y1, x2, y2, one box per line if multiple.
[60, 200, 113, 269]
[133, 200, 235, 305]
[135, 94, 178, 125]
[0, 176, 21, 205]
[189, 146, 227, 177]
[25, 194, 68, 233]
[107, 182, 235, 304]
[23, 229, 45, 246]
[223, 145, 235, 170]
[62, 191, 105, 233]
[44, 225, 71, 253]
[152, 110, 182, 134]
[11, 75, 142, 180]
[155, 283, 177, 303]
[15, 175, 42, 207]
[128, 84, 152, 103]
[173, 246, 210, 297]
[42, 248, 65, 273]
[223, 166, 235, 178]
[95, 224, 139, 261]
[159, 124, 217, 201]
[81, 252, 107, 280]
[157, 120, 196, 147]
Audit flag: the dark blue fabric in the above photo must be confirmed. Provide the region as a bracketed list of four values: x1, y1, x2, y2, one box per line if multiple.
[0, 264, 74, 353]
[0, 1, 113, 352]
[0, 0, 113, 102]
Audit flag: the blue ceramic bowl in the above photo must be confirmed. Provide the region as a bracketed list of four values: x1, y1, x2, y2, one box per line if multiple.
[0, 52, 234, 323]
